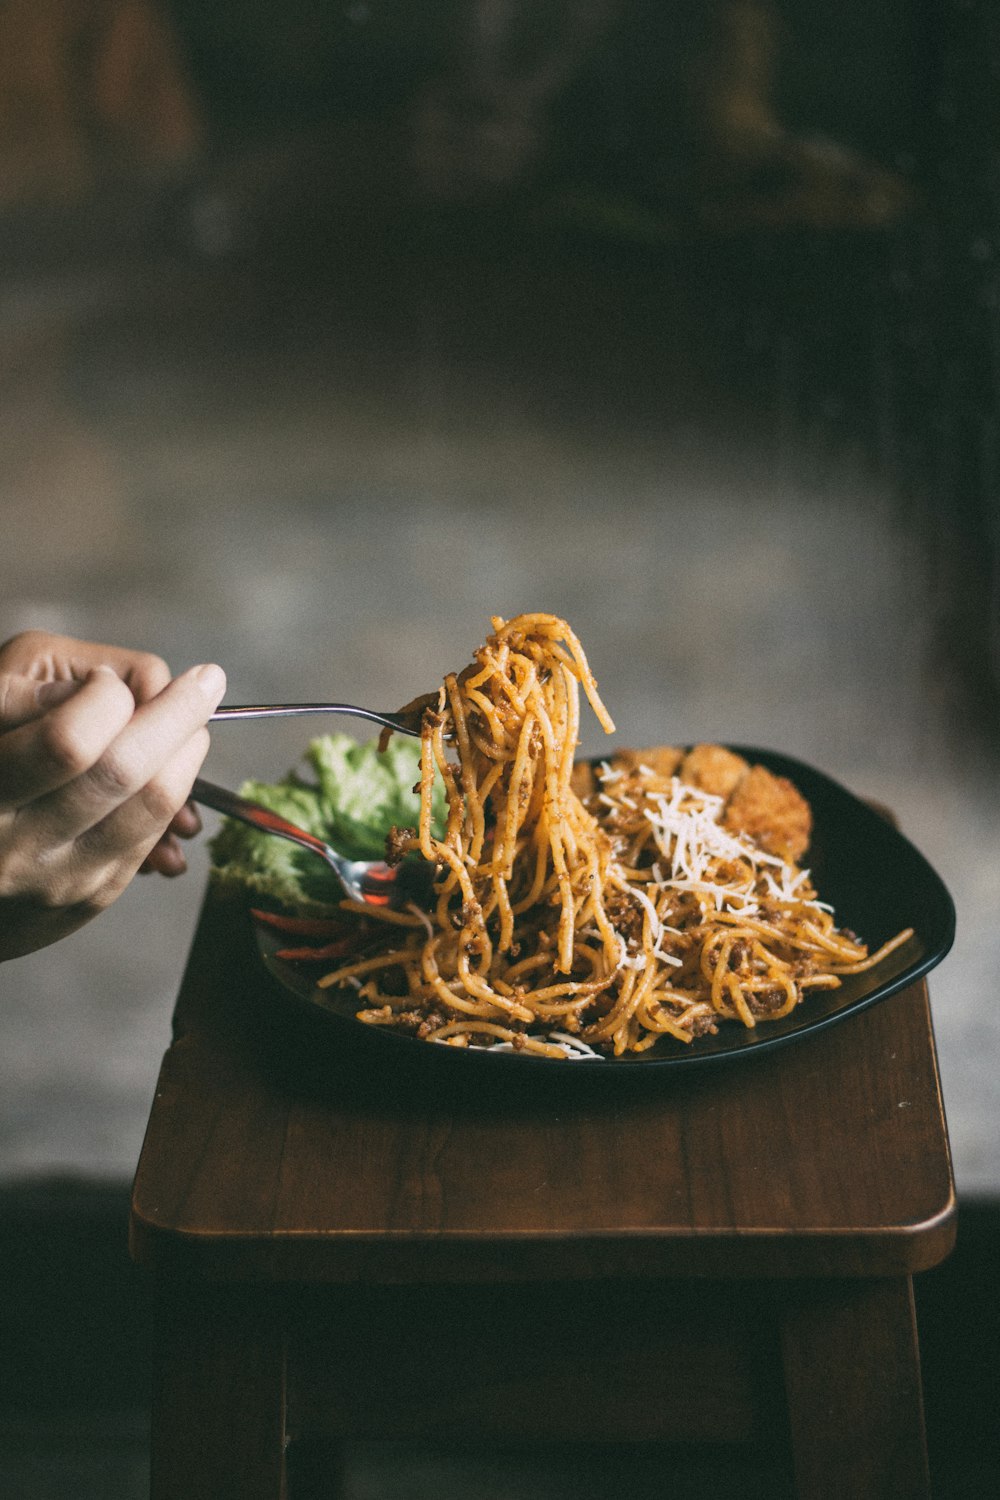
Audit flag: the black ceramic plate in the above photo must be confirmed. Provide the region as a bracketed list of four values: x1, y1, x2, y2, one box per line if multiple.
[254, 747, 955, 1073]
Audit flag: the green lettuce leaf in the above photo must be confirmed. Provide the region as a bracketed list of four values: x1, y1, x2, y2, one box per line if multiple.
[208, 733, 445, 912]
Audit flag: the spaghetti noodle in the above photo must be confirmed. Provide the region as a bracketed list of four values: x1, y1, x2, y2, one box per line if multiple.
[316, 613, 912, 1059]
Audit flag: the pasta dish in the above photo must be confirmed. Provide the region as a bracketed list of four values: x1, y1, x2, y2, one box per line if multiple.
[312, 612, 912, 1060]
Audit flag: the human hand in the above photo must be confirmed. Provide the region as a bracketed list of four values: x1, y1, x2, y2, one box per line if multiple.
[0, 631, 226, 961]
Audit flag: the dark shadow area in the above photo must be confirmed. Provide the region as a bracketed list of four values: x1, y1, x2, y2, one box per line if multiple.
[0, 1179, 997, 1496]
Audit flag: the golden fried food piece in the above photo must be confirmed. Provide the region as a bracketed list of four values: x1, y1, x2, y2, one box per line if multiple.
[573, 747, 682, 800]
[611, 745, 684, 780]
[576, 742, 812, 865]
[723, 764, 812, 863]
[679, 743, 750, 799]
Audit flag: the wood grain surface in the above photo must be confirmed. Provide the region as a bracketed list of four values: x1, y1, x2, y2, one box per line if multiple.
[130, 886, 956, 1285]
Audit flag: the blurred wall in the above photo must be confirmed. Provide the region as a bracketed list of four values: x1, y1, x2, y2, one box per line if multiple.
[1, 1, 998, 1190]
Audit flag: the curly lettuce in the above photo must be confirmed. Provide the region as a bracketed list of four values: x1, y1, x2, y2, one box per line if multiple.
[208, 733, 444, 912]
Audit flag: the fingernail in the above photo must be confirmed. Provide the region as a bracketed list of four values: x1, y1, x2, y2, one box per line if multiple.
[35, 679, 82, 708]
[193, 663, 226, 698]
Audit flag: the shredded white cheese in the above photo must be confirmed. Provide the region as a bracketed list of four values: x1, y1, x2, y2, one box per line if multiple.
[597, 768, 828, 921]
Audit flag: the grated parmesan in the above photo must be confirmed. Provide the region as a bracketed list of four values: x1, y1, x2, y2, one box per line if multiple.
[598, 768, 828, 921]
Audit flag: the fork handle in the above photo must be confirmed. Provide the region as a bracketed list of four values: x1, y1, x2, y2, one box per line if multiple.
[191, 777, 331, 861]
[212, 703, 358, 720]
[210, 703, 415, 735]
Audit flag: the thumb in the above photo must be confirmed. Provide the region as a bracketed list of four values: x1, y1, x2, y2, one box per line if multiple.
[0, 673, 82, 730]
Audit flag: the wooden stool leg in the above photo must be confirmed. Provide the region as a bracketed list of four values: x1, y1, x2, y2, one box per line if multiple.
[150, 1283, 287, 1500]
[780, 1276, 929, 1499]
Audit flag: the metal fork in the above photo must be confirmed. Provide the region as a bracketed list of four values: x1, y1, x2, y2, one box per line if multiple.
[210, 702, 426, 736]
[191, 777, 438, 911]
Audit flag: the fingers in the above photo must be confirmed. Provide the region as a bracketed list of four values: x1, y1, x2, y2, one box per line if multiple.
[0, 630, 172, 704]
[30, 663, 226, 842]
[119, 650, 172, 704]
[0, 673, 82, 730]
[81, 726, 212, 875]
[0, 667, 137, 806]
[169, 801, 202, 839]
[138, 802, 202, 877]
[0, 635, 225, 960]
[140, 833, 188, 877]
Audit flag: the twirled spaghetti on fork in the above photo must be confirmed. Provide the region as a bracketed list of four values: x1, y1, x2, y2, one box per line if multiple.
[316, 613, 912, 1059]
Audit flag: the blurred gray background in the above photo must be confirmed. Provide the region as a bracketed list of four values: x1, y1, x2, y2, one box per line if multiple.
[1, 0, 998, 1204]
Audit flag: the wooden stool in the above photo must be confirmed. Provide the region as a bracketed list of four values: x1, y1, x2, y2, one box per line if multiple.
[130, 888, 955, 1499]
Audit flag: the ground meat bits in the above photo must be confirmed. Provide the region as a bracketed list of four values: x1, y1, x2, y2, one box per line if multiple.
[604, 886, 644, 941]
[384, 825, 416, 866]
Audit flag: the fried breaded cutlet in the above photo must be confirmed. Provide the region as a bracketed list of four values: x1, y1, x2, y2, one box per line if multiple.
[599, 741, 812, 864]
[569, 745, 683, 801]
[678, 742, 748, 800]
[608, 745, 684, 780]
[721, 761, 811, 863]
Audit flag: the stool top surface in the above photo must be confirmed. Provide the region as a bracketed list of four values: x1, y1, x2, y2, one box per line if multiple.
[130, 888, 955, 1283]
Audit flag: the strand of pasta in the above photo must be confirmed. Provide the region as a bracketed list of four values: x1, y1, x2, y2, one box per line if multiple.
[313, 614, 911, 1057]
